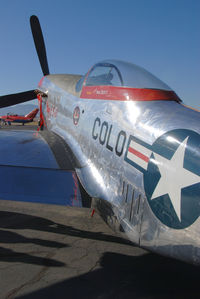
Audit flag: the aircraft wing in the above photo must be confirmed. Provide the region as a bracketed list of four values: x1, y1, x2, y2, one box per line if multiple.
[0, 129, 84, 207]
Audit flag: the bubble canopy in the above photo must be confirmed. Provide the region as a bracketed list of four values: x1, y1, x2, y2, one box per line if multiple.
[78, 60, 180, 102]
[85, 60, 171, 90]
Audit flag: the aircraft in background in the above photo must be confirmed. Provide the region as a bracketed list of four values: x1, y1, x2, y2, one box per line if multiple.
[0, 108, 38, 125]
[0, 16, 200, 265]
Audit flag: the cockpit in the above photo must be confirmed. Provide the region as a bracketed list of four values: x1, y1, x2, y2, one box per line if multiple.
[85, 63, 123, 87]
[76, 60, 180, 102]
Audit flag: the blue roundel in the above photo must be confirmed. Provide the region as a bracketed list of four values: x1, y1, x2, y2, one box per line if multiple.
[144, 129, 200, 229]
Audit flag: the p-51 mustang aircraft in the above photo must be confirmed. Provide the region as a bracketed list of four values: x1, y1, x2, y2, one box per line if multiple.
[0, 108, 38, 125]
[0, 16, 200, 265]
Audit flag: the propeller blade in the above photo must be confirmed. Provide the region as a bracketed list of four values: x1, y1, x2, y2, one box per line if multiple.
[30, 15, 50, 76]
[0, 90, 36, 108]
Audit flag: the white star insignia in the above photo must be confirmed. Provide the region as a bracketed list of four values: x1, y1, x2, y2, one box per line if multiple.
[151, 137, 200, 221]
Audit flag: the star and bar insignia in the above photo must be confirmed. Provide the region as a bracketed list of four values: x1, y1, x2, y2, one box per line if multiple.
[124, 129, 200, 229]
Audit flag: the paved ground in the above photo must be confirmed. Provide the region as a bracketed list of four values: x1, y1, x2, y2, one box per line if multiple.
[0, 200, 200, 299]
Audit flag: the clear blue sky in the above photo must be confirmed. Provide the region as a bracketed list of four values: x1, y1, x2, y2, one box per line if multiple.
[0, 0, 199, 108]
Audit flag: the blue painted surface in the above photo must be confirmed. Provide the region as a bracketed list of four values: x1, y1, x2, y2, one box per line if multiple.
[0, 130, 82, 206]
[0, 165, 82, 206]
[0, 130, 58, 169]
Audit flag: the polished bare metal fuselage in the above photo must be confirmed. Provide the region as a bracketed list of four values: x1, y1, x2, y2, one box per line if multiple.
[39, 74, 200, 265]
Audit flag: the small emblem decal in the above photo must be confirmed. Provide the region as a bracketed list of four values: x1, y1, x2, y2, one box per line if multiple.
[125, 129, 200, 229]
[73, 106, 80, 125]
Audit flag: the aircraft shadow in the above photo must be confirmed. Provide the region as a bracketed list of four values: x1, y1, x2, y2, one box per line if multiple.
[0, 210, 132, 269]
[0, 210, 132, 246]
[17, 251, 200, 299]
[0, 215, 68, 267]
[0, 246, 65, 267]
[0, 210, 200, 298]
[0, 229, 66, 248]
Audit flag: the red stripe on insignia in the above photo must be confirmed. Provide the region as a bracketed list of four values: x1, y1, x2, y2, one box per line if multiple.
[128, 146, 149, 163]
[80, 86, 180, 102]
